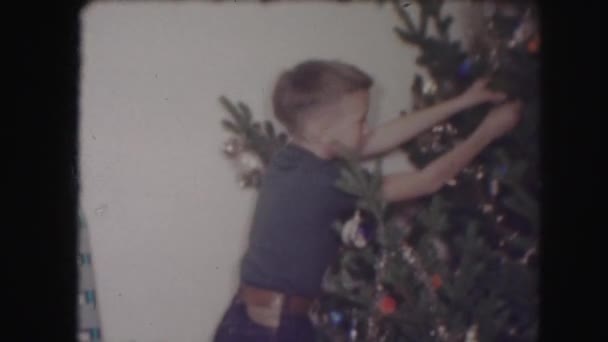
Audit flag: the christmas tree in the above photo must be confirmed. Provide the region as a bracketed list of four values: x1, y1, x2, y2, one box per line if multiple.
[216, 1, 539, 341]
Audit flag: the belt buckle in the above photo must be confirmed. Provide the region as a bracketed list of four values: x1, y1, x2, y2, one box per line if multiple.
[245, 292, 284, 329]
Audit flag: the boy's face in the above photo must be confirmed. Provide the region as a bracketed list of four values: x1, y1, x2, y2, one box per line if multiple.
[323, 90, 370, 154]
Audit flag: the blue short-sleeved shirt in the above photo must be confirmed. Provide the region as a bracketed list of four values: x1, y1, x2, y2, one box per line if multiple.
[240, 143, 357, 298]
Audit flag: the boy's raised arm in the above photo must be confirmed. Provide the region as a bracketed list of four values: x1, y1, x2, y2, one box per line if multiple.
[361, 79, 506, 159]
[381, 100, 521, 203]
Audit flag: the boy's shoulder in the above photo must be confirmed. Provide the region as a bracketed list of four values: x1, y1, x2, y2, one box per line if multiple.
[271, 144, 338, 172]
[264, 144, 341, 186]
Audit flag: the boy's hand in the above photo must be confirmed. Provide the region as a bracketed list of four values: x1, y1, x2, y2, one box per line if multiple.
[477, 100, 523, 140]
[460, 78, 507, 106]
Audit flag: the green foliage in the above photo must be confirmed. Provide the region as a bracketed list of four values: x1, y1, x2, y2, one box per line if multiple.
[318, 1, 540, 341]
[218, 95, 287, 165]
[216, 1, 539, 340]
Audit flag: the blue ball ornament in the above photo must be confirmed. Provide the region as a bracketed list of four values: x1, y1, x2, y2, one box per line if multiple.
[458, 58, 474, 78]
[329, 311, 344, 325]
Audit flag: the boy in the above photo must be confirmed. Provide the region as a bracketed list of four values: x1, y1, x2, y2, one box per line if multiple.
[213, 60, 520, 341]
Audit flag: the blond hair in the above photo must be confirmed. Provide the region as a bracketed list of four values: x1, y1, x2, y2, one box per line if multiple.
[272, 59, 373, 134]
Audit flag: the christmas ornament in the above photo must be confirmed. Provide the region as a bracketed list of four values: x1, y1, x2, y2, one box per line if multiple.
[458, 58, 474, 78]
[238, 169, 262, 188]
[431, 274, 443, 290]
[490, 179, 500, 196]
[527, 34, 540, 54]
[402, 243, 440, 307]
[367, 317, 378, 340]
[431, 238, 449, 261]
[431, 139, 445, 153]
[402, 244, 416, 264]
[510, 13, 537, 47]
[482, 203, 494, 213]
[437, 325, 449, 340]
[476, 168, 485, 180]
[521, 247, 537, 264]
[341, 210, 368, 248]
[348, 317, 358, 341]
[465, 324, 479, 342]
[423, 79, 438, 95]
[329, 311, 344, 326]
[237, 150, 263, 173]
[377, 295, 397, 315]
[432, 125, 445, 133]
[446, 123, 458, 136]
[222, 137, 243, 158]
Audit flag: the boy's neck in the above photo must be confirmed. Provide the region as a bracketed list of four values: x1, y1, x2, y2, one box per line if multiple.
[291, 137, 333, 160]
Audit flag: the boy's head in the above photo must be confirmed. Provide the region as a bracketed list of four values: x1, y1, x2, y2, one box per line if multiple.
[272, 59, 373, 156]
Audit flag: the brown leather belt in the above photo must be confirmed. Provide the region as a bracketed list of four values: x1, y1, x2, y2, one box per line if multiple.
[236, 284, 314, 316]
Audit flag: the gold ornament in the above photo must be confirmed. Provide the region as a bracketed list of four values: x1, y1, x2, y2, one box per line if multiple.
[223, 137, 243, 158]
[465, 324, 479, 342]
[238, 151, 263, 172]
[423, 80, 438, 95]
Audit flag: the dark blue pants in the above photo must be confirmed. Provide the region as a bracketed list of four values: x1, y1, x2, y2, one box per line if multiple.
[213, 297, 317, 342]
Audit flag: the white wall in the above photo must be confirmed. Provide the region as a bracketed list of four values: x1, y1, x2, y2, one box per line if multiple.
[80, 1, 473, 341]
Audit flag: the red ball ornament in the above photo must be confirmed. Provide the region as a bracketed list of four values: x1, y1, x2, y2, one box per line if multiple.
[431, 274, 443, 290]
[527, 34, 540, 54]
[378, 295, 397, 315]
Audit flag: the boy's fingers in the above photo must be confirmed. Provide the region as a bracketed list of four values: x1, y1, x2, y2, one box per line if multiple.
[475, 78, 490, 87]
[507, 99, 523, 109]
[491, 92, 507, 102]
